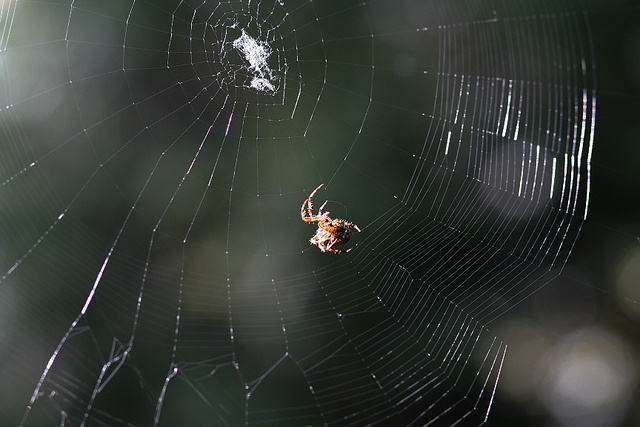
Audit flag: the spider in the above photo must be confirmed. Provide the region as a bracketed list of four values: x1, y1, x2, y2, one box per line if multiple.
[301, 183, 360, 253]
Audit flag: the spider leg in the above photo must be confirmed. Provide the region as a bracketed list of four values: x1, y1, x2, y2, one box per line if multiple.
[308, 183, 324, 199]
[301, 184, 326, 222]
[301, 197, 314, 222]
[317, 199, 329, 216]
[342, 242, 360, 253]
[343, 221, 361, 232]
[327, 242, 360, 254]
[344, 242, 360, 252]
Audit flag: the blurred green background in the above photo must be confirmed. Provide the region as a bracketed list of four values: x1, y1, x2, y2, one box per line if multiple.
[0, 0, 639, 426]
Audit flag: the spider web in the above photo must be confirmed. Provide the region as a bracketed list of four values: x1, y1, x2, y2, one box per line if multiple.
[0, 0, 595, 425]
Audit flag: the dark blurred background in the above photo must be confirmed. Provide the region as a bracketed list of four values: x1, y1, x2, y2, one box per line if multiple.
[0, 0, 638, 426]
[490, 1, 640, 425]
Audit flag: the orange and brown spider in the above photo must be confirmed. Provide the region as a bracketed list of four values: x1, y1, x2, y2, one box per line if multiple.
[301, 183, 360, 253]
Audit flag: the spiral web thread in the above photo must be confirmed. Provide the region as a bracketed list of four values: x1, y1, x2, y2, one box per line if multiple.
[0, 0, 594, 425]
